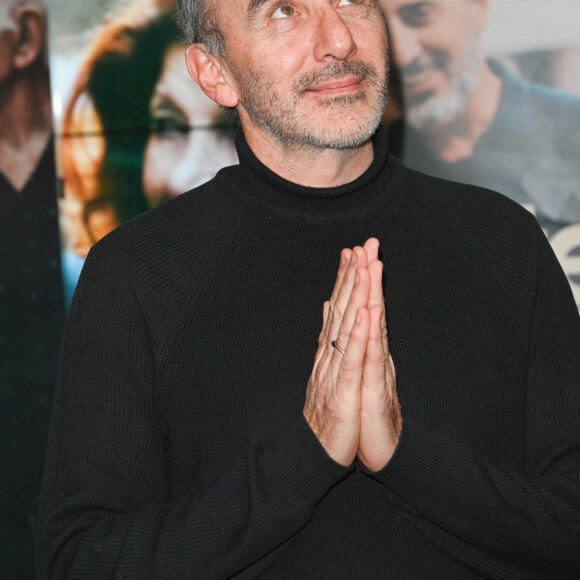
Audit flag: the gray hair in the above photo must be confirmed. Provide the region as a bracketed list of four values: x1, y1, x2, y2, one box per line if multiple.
[175, 0, 226, 56]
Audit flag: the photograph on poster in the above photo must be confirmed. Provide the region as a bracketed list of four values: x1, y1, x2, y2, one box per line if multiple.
[381, 0, 580, 307]
[49, 0, 580, 308]
[0, 0, 63, 576]
[48, 0, 239, 305]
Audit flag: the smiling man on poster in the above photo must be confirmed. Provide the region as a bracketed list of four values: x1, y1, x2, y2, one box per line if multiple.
[37, 0, 580, 577]
[379, 0, 580, 306]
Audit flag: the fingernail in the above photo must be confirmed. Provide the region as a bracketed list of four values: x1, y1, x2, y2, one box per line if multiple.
[356, 313, 362, 324]
[354, 272, 360, 286]
[341, 252, 347, 267]
[350, 252, 357, 265]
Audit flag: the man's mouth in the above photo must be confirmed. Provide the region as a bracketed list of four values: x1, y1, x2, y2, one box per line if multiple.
[295, 61, 378, 95]
[401, 67, 435, 92]
[306, 76, 364, 95]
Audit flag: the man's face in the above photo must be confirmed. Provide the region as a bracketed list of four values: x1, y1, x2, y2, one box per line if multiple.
[379, 0, 487, 128]
[214, 0, 389, 150]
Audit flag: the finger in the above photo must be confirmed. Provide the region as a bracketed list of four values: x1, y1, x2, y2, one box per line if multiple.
[313, 301, 332, 374]
[322, 249, 354, 347]
[322, 299, 331, 329]
[363, 237, 380, 263]
[327, 247, 367, 345]
[335, 307, 369, 401]
[366, 305, 399, 427]
[357, 304, 394, 471]
[381, 304, 390, 359]
[332, 267, 371, 372]
[362, 305, 387, 396]
[329, 248, 352, 304]
[364, 306, 402, 451]
[318, 300, 331, 343]
[367, 260, 384, 311]
[366, 260, 388, 351]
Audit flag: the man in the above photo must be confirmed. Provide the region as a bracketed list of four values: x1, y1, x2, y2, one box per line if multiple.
[37, 0, 580, 577]
[0, 0, 63, 576]
[379, 0, 580, 305]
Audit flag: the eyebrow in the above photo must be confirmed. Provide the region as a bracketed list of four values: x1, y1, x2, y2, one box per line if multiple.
[247, 0, 274, 19]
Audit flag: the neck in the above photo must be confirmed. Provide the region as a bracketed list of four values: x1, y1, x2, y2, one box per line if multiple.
[419, 62, 502, 163]
[0, 68, 53, 191]
[241, 119, 375, 188]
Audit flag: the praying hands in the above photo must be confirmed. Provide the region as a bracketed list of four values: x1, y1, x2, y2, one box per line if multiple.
[304, 238, 402, 472]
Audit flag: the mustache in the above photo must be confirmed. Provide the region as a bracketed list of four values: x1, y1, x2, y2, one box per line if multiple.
[294, 61, 382, 93]
[397, 52, 449, 80]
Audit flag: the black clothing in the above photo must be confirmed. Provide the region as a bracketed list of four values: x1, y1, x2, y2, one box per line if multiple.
[0, 139, 64, 578]
[38, 127, 580, 578]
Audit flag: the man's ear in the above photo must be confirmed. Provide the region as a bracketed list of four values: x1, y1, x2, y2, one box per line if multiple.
[12, 5, 46, 70]
[185, 44, 239, 109]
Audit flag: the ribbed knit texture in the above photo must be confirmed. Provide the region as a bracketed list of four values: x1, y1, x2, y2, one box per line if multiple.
[37, 126, 580, 579]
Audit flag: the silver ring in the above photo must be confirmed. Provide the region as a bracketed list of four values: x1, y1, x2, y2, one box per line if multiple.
[331, 340, 345, 355]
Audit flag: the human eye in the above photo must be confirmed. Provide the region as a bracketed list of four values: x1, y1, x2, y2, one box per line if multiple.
[399, 2, 433, 27]
[271, 3, 296, 18]
[150, 106, 189, 137]
[151, 118, 189, 136]
[337, 0, 362, 6]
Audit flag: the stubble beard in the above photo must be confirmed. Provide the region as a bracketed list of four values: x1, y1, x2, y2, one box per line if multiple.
[231, 59, 389, 151]
[404, 39, 482, 130]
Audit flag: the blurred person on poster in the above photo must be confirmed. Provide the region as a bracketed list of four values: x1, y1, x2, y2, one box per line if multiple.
[37, 0, 580, 577]
[0, 0, 63, 576]
[59, 0, 238, 305]
[380, 0, 580, 302]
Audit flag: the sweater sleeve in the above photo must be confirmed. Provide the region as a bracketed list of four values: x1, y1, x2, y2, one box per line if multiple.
[36, 246, 350, 579]
[367, 227, 580, 579]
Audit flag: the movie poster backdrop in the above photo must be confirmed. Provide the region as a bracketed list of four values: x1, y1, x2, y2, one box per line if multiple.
[1, 0, 579, 574]
[51, 0, 580, 308]
[382, 0, 580, 307]
[0, 0, 63, 576]
[48, 0, 238, 306]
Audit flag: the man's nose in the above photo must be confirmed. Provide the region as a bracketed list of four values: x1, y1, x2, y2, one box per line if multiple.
[312, 8, 357, 62]
[387, 21, 422, 68]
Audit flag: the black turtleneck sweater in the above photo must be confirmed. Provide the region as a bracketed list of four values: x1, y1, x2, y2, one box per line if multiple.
[37, 127, 580, 579]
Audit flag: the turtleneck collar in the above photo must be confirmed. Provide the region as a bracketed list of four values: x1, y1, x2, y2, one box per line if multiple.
[227, 124, 398, 214]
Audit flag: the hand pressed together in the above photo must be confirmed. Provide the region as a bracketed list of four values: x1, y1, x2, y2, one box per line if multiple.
[303, 238, 402, 472]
